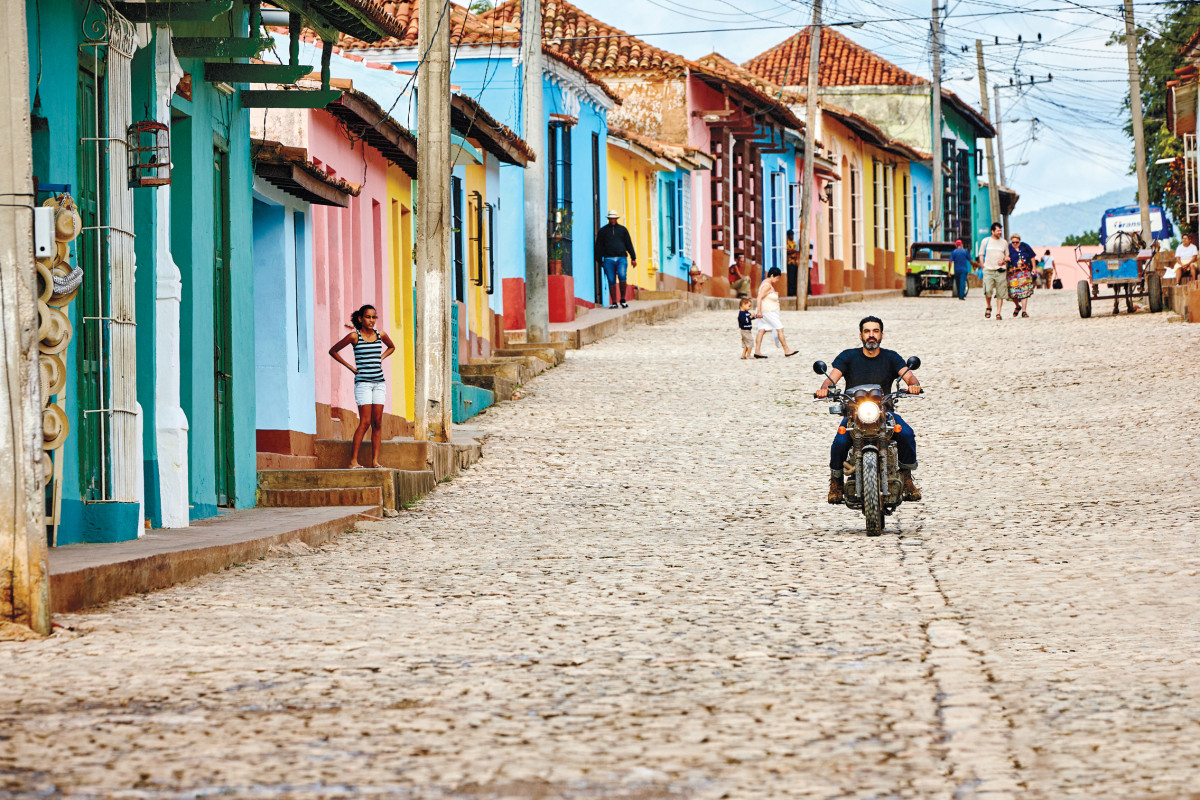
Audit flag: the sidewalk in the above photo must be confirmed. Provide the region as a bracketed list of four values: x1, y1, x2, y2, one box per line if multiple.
[505, 293, 706, 349]
[49, 505, 376, 613]
[705, 288, 904, 310]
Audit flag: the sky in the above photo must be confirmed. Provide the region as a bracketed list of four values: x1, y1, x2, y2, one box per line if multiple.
[565, 0, 1172, 213]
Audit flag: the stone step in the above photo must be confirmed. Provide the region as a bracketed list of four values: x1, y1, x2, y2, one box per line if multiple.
[258, 468, 398, 510]
[461, 373, 518, 402]
[483, 354, 552, 377]
[256, 452, 319, 470]
[259, 487, 384, 509]
[493, 346, 564, 367]
[636, 289, 684, 300]
[459, 360, 525, 384]
[314, 439, 427, 471]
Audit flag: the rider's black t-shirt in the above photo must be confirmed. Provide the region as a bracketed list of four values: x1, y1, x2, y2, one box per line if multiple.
[832, 347, 907, 390]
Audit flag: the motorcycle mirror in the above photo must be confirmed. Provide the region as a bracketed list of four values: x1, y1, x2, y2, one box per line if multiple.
[906, 356, 921, 371]
[813, 360, 828, 376]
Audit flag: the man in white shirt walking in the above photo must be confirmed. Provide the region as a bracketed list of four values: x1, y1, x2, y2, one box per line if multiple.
[975, 222, 1010, 319]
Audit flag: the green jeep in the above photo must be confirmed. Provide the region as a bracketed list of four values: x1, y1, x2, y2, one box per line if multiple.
[904, 242, 957, 296]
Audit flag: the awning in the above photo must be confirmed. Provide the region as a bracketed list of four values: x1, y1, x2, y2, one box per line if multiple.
[251, 139, 360, 207]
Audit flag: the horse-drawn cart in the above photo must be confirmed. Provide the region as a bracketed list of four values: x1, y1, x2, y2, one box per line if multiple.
[1075, 204, 1172, 318]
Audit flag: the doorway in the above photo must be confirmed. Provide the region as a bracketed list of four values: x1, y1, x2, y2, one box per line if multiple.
[212, 145, 234, 507]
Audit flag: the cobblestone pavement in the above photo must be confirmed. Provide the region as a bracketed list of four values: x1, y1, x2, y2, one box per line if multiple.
[3, 290, 1199, 800]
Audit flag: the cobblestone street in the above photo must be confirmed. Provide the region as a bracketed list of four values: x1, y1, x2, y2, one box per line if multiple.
[3, 290, 1199, 800]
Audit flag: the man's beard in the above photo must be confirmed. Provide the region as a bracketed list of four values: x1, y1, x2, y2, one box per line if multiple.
[863, 338, 880, 351]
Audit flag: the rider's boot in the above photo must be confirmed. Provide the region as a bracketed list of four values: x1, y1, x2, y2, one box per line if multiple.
[827, 475, 844, 504]
[901, 470, 922, 502]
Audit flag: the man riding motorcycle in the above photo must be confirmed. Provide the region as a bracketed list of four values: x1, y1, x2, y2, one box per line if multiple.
[815, 316, 922, 504]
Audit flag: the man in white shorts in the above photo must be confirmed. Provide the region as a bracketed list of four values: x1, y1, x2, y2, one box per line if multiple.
[975, 222, 1009, 319]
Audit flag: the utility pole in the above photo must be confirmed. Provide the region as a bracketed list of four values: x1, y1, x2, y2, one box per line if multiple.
[798, 9, 821, 310]
[521, 0, 549, 343]
[415, 0, 453, 442]
[993, 84, 1010, 237]
[975, 40, 1001, 226]
[930, 0, 943, 239]
[1123, 0, 1153, 243]
[0, 0, 49, 635]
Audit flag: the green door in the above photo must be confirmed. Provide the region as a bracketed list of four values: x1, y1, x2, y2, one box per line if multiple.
[212, 146, 234, 506]
[76, 63, 107, 501]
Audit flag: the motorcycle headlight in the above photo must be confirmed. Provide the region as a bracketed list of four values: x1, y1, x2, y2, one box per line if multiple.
[855, 400, 881, 425]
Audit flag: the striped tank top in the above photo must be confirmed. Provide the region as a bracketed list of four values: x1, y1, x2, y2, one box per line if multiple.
[352, 330, 385, 384]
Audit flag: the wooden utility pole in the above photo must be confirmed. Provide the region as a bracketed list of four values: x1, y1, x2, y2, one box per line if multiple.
[930, 0, 943, 239]
[415, 0, 453, 442]
[993, 85, 1010, 236]
[0, 1, 49, 635]
[975, 40, 1001, 226]
[798, 12, 821, 310]
[1123, 0, 1153, 242]
[521, 0, 549, 343]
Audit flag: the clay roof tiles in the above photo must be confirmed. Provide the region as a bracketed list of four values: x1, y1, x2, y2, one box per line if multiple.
[479, 0, 689, 75]
[691, 52, 805, 131]
[743, 26, 927, 88]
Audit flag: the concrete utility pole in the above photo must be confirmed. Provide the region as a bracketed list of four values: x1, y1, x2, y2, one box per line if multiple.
[993, 84, 1010, 236]
[930, 0, 943, 239]
[521, 0, 549, 343]
[415, 0, 453, 442]
[1123, 0, 1153, 243]
[798, 10, 821, 310]
[0, 2, 49, 635]
[975, 40, 1001, 226]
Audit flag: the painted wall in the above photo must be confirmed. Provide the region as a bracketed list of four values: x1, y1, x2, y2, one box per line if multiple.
[385, 164, 416, 421]
[392, 53, 612, 310]
[606, 143, 661, 292]
[307, 110, 394, 429]
[252, 181, 316, 437]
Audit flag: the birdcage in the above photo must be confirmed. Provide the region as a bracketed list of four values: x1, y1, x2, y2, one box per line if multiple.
[126, 120, 171, 187]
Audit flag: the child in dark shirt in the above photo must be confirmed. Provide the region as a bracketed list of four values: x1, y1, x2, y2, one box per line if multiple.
[738, 297, 754, 359]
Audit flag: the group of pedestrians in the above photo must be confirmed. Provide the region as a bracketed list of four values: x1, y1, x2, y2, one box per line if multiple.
[970, 222, 1046, 319]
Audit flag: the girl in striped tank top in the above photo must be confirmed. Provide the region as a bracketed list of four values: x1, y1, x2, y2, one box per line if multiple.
[329, 305, 395, 468]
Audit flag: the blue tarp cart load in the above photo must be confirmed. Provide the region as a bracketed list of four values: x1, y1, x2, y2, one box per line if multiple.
[1075, 204, 1173, 318]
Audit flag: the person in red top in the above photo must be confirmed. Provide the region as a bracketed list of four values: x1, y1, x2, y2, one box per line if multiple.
[728, 260, 750, 297]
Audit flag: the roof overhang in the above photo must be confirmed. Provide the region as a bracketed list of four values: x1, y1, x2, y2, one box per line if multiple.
[324, 89, 419, 177]
[251, 139, 359, 207]
[450, 93, 534, 166]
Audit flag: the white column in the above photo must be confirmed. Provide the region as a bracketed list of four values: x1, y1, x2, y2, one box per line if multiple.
[104, 12, 144, 530]
[154, 27, 190, 528]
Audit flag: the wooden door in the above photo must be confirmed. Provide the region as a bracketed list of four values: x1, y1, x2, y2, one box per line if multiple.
[76, 63, 106, 501]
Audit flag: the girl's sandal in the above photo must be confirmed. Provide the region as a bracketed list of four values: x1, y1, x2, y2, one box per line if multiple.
[985, 310, 991, 318]
[1021, 311, 1029, 318]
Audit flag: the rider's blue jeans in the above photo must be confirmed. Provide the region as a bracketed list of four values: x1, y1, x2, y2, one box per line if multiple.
[830, 412, 916, 474]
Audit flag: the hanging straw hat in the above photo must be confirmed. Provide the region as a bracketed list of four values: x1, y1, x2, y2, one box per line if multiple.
[39, 305, 72, 355]
[54, 241, 70, 266]
[42, 403, 69, 451]
[43, 195, 82, 243]
[37, 260, 54, 303]
[36, 300, 50, 343]
[48, 263, 83, 308]
[42, 451, 53, 487]
[40, 352, 65, 398]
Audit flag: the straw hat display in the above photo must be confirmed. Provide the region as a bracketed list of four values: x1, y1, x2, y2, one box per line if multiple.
[42, 403, 69, 451]
[42, 452, 52, 487]
[39, 353, 65, 399]
[43, 194, 82, 243]
[37, 260, 53, 303]
[39, 305, 71, 355]
[48, 263, 82, 308]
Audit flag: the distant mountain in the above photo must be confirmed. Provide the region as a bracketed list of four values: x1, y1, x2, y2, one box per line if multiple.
[1008, 187, 1137, 246]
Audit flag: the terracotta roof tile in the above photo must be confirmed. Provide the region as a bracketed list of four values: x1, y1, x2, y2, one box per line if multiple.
[251, 138, 362, 204]
[743, 26, 926, 88]
[480, 0, 689, 75]
[691, 52, 805, 131]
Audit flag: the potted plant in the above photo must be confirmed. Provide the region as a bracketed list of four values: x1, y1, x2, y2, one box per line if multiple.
[548, 208, 572, 275]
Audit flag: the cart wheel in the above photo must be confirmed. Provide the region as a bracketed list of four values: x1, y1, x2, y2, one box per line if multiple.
[904, 275, 919, 297]
[1077, 280, 1092, 318]
[1147, 272, 1163, 313]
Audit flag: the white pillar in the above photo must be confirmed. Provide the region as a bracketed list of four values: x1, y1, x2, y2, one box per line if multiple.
[154, 27, 190, 528]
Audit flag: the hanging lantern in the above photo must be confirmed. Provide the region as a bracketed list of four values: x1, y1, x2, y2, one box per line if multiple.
[126, 120, 171, 187]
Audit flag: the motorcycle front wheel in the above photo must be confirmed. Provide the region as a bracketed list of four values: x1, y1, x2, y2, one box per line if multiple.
[861, 450, 883, 536]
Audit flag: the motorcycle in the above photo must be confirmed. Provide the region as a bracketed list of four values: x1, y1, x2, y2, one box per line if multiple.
[813, 357, 923, 536]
